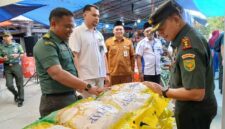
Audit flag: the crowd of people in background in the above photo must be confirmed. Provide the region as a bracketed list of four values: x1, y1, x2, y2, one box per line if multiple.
[0, 4, 173, 109]
[209, 30, 224, 94]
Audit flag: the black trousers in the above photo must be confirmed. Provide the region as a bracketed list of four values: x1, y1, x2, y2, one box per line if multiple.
[39, 92, 77, 118]
[175, 96, 217, 129]
[144, 74, 161, 84]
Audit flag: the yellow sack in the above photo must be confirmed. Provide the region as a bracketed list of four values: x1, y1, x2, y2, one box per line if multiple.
[24, 121, 71, 129]
[56, 100, 120, 129]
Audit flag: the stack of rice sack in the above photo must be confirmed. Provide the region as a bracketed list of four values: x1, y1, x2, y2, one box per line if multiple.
[24, 82, 174, 129]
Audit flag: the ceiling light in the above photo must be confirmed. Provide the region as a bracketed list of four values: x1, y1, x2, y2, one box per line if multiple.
[137, 18, 141, 23]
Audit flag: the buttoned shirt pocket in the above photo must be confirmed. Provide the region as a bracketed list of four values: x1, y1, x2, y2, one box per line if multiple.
[59, 44, 71, 66]
[144, 45, 150, 51]
[144, 43, 154, 53]
[1, 49, 7, 56]
[12, 47, 19, 53]
[143, 45, 155, 59]
[170, 62, 182, 88]
[108, 45, 118, 72]
[109, 45, 118, 56]
[154, 46, 162, 55]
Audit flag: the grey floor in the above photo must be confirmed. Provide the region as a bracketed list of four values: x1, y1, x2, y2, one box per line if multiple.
[0, 77, 223, 129]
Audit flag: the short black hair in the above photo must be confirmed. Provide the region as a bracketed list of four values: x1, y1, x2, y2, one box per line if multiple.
[114, 21, 123, 27]
[83, 4, 99, 13]
[49, 7, 73, 22]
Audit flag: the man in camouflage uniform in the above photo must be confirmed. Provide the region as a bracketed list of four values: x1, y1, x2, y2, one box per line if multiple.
[0, 32, 24, 107]
[144, 1, 217, 129]
[33, 7, 104, 118]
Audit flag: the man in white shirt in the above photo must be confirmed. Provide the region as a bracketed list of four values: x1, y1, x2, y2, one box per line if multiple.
[69, 4, 110, 97]
[136, 22, 162, 83]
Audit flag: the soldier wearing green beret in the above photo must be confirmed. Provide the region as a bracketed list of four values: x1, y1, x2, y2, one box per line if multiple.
[33, 7, 105, 118]
[144, 0, 217, 129]
[0, 31, 24, 107]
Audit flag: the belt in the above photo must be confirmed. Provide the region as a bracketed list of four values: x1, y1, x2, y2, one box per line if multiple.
[43, 91, 75, 96]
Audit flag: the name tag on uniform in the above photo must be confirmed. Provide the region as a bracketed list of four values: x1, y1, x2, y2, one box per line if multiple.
[123, 50, 128, 57]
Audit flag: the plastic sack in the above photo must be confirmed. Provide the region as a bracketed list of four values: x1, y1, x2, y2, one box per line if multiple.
[24, 121, 71, 129]
[109, 82, 149, 93]
[21, 55, 35, 78]
[56, 101, 120, 129]
[24, 82, 175, 129]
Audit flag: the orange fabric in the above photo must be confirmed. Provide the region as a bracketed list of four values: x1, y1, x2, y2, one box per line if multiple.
[106, 37, 135, 76]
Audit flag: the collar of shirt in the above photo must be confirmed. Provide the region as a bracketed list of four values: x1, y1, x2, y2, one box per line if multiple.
[82, 23, 97, 32]
[172, 23, 191, 48]
[113, 36, 125, 42]
[4, 42, 14, 47]
[49, 31, 67, 44]
[143, 37, 156, 45]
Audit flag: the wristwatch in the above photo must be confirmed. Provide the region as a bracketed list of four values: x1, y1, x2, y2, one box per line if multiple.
[162, 86, 169, 98]
[85, 84, 92, 91]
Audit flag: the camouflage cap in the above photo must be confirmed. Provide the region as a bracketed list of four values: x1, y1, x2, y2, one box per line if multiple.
[148, 0, 183, 32]
[2, 31, 12, 37]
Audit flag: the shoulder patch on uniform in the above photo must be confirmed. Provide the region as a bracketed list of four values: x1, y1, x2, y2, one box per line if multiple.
[181, 53, 195, 59]
[183, 59, 195, 72]
[44, 41, 55, 47]
[181, 37, 192, 50]
[43, 33, 51, 39]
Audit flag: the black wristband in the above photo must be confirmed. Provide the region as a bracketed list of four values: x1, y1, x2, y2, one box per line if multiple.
[162, 87, 169, 98]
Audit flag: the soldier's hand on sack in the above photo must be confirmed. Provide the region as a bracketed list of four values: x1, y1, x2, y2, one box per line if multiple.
[87, 86, 105, 96]
[142, 81, 163, 95]
[102, 86, 111, 92]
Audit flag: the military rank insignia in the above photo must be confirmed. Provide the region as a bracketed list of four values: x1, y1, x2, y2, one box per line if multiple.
[148, 19, 153, 24]
[43, 33, 50, 39]
[44, 42, 55, 47]
[181, 37, 192, 50]
[182, 53, 196, 71]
